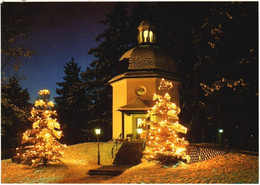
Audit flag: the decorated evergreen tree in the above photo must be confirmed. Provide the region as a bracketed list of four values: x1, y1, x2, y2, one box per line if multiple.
[13, 89, 65, 167]
[145, 79, 190, 164]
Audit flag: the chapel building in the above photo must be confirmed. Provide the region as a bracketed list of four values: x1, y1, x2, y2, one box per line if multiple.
[109, 21, 181, 140]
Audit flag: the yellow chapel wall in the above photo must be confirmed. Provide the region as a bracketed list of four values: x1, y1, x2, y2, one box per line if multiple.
[111, 77, 180, 139]
[126, 78, 157, 102]
[124, 77, 180, 138]
[124, 114, 132, 138]
[111, 78, 158, 139]
[155, 78, 180, 107]
[111, 79, 127, 139]
[125, 78, 156, 138]
[126, 77, 180, 106]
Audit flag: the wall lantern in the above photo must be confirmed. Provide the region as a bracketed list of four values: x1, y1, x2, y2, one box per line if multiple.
[137, 128, 143, 135]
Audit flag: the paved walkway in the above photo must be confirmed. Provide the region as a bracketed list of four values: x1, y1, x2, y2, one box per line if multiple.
[58, 165, 134, 183]
[88, 165, 133, 176]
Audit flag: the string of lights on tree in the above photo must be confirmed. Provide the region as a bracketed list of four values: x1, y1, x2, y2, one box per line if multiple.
[145, 78, 190, 163]
[200, 78, 247, 96]
[13, 89, 66, 167]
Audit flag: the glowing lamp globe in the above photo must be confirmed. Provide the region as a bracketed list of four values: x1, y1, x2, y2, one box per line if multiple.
[95, 128, 101, 135]
[219, 129, 223, 133]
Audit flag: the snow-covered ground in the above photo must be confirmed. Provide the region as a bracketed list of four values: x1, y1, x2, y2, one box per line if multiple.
[1, 142, 258, 183]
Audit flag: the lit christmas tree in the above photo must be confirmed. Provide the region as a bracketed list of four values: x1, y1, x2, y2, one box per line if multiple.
[13, 89, 65, 167]
[145, 79, 190, 164]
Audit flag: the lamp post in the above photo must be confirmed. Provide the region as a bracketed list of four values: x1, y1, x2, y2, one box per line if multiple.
[137, 127, 143, 139]
[95, 128, 101, 165]
[218, 128, 223, 144]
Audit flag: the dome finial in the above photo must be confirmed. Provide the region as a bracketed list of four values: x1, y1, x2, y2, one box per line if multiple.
[137, 21, 156, 44]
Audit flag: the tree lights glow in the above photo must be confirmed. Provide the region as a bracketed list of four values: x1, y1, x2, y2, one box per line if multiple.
[13, 89, 66, 167]
[145, 79, 190, 164]
[200, 78, 247, 96]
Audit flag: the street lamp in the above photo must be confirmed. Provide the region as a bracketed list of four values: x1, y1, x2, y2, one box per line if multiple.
[95, 128, 101, 165]
[218, 128, 223, 144]
[137, 127, 143, 139]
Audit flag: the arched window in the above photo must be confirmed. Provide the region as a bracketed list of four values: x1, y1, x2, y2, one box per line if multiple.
[143, 30, 148, 42]
[149, 31, 153, 43]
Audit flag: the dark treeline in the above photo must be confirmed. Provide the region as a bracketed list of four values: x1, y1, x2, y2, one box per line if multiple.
[55, 2, 258, 150]
[2, 2, 258, 155]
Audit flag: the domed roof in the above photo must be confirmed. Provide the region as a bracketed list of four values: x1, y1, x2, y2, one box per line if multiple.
[119, 44, 177, 74]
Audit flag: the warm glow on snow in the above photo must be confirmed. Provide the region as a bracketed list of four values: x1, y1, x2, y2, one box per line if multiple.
[2, 143, 258, 183]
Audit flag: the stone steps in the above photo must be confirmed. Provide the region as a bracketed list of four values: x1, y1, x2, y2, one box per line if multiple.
[113, 142, 143, 165]
[88, 169, 123, 176]
[87, 165, 133, 176]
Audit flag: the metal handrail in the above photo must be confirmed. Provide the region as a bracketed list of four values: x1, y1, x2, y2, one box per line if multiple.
[142, 139, 146, 151]
[111, 133, 123, 158]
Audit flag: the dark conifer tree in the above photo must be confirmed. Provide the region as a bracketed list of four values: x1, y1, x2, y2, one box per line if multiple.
[55, 58, 87, 144]
[128, 3, 151, 44]
[81, 4, 135, 141]
[1, 3, 35, 71]
[149, 3, 258, 149]
[1, 77, 31, 157]
[191, 2, 258, 149]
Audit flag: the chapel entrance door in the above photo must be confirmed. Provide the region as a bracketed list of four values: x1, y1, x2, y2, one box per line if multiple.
[132, 114, 147, 139]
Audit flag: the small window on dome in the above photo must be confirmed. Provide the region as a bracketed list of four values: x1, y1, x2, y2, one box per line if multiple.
[149, 31, 153, 43]
[143, 30, 148, 43]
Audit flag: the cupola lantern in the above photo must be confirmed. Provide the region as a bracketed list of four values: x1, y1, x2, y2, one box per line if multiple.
[137, 21, 156, 44]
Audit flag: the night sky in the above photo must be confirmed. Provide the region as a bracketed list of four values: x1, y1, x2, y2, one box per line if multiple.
[2, 2, 116, 102]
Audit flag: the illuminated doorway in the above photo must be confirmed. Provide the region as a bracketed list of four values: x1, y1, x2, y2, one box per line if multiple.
[132, 115, 147, 139]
